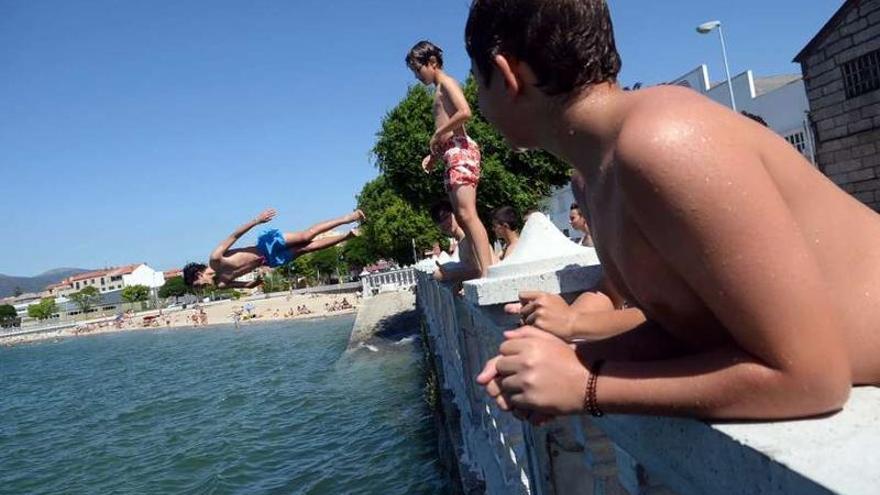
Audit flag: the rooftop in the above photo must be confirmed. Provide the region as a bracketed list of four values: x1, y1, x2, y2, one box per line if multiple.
[753, 74, 802, 97]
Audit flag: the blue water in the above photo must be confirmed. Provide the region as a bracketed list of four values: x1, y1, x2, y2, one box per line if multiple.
[0, 316, 448, 494]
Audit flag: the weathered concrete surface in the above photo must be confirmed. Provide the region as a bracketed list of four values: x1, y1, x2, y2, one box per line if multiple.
[464, 213, 602, 305]
[347, 290, 418, 347]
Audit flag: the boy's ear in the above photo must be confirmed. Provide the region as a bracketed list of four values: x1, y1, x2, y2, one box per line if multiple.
[493, 54, 536, 97]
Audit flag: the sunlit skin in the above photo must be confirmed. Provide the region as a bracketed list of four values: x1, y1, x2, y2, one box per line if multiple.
[410, 56, 494, 278]
[491, 219, 520, 260]
[193, 209, 364, 289]
[473, 53, 880, 420]
[568, 207, 594, 248]
[433, 209, 481, 284]
[507, 171, 645, 344]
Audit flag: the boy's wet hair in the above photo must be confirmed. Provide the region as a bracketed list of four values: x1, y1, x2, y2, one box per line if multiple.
[466, 0, 621, 96]
[570, 202, 581, 212]
[183, 262, 207, 287]
[430, 200, 454, 223]
[741, 111, 769, 127]
[406, 40, 444, 70]
[492, 206, 523, 231]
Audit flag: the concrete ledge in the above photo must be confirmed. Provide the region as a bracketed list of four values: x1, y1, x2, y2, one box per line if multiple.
[418, 265, 880, 495]
[595, 388, 880, 495]
[463, 213, 602, 305]
[463, 264, 603, 306]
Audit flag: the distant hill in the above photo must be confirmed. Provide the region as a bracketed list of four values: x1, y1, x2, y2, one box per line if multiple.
[0, 268, 91, 298]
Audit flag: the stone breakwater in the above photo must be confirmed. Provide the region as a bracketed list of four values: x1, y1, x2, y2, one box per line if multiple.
[347, 290, 419, 348]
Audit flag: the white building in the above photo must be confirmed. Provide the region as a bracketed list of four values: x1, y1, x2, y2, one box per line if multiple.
[544, 63, 817, 235]
[49, 263, 165, 295]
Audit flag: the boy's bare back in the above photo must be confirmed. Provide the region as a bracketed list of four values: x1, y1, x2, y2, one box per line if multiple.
[592, 85, 880, 385]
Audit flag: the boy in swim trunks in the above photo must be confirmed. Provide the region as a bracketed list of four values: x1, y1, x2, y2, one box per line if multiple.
[407, 40, 494, 277]
[183, 208, 364, 289]
[468, 0, 880, 420]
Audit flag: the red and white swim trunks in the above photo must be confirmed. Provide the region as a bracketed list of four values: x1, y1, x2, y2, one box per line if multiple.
[441, 135, 481, 190]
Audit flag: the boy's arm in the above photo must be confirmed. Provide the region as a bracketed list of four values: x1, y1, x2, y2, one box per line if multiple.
[505, 291, 647, 341]
[210, 209, 276, 261]
[485, 109, 850, 419]
[433, 262, 482, 284]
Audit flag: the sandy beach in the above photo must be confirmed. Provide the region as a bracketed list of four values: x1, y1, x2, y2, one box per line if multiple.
[1, 292, 360, 348]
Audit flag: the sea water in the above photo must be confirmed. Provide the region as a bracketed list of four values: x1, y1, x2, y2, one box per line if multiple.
[0, 316, 448, 494]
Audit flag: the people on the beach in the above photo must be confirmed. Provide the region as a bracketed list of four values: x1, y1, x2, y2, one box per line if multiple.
[491, 206, 522, 261]
[468, 0, 880, 420]
[407, 40, 493, 278]
[430, 200, 481, 284]
[183, 208, 364, 290]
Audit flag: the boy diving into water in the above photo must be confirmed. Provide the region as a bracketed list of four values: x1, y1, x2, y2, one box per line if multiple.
[469, 0, 880, 420]
[183, 208, 364, 289]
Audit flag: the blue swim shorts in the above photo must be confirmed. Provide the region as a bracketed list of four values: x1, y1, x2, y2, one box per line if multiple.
[256, 229, 292, 268]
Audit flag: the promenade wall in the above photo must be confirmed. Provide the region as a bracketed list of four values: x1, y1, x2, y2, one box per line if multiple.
[416, 213, 879, 495]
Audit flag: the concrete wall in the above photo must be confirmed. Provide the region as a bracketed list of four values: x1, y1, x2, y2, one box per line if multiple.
[415, 213, 880, 495]
[798, 0, 880, 210]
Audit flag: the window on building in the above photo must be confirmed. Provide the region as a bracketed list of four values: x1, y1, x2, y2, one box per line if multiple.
[75, 282, 80, 289]
[111, 276, 122, 282]
[842, 48, 880, 99]
[785, 131, 807, 155]
[101, 277, 106, 285]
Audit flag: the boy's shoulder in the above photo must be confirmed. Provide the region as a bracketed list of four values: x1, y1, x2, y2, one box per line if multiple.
[614, 86, 746, 179]
[436, 71, 464, 90]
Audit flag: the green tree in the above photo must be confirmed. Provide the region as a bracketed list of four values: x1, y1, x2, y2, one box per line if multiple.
[261, 270, 290, 293]
[27, 298, 57, 320]
[341, 234, 378, 271]
[69, 286, 101, 313]
[290, 256, 318, 287]
[213, 288, 242, 300]
[0, 304, 18, 327]
[307, 245, 346, 282]
[371, 79, 570, 219]
[121, 285, 150, 310]
[158, 276, 188, 299]
[0, 304, 16, 319]
[357, 176, 442, 264]
[360, 79, 571, 262]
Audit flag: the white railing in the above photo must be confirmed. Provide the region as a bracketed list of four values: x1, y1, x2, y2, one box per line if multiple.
[360, 266, 417, 298]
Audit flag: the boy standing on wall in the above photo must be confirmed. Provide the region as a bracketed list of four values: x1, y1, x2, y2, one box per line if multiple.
[407, 40, 494, 277]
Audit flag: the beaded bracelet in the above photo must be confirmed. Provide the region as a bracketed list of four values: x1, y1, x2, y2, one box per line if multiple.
[584, 359, 605, 417]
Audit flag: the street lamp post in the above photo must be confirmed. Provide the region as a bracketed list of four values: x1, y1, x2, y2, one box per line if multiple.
[697, 20, 737, 112]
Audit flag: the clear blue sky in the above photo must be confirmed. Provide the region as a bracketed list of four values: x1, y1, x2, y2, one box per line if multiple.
[0, 0, 842, 276]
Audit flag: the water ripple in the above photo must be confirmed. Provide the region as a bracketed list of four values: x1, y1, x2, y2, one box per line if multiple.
[0, 317, 448, 494]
